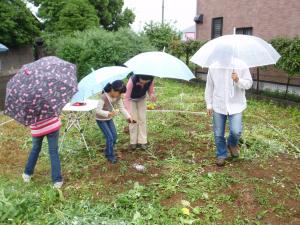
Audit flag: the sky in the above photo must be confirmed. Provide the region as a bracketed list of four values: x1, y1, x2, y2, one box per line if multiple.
[26, 0, 197, 32]
[124, 0, 197, 32]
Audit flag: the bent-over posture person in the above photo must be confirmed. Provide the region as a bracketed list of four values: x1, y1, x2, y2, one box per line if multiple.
[205, 66, 253, 166]
[23, 116, 63, 188]
[124, 75, 156, 150]
[96, 80, 132, 164]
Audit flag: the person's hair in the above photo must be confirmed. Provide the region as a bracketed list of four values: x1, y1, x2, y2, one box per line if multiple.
[103, 80, 126, 94]
[137, 75, 154, 81]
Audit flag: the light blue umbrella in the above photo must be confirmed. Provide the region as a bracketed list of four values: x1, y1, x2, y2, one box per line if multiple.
[71, 66, 132, 103]
[125, 51, 195, 81]
[0, 43, 8, 53]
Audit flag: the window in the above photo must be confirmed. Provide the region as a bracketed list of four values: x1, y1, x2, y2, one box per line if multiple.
[211, 17, 223, 39]
[236, 27, 253, 35]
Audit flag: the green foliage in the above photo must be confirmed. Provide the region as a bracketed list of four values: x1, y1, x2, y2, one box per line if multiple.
[89, 0, 135, 31]
[0, 0, 40, 47]
[30, 0, 135, 33]
[142, 21, 182, 51]
[54, 0, 99, 35]
[271, 37, 300, 96]
[52, 28, 155, 80]
[170, 39, 206, 65]
[271, 37, 300, 77]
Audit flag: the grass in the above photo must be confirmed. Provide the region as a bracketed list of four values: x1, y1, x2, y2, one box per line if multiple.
[0, 79, 300, 224]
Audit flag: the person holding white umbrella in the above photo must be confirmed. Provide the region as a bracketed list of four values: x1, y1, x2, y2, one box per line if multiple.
[124, 51, 195, 150]
[205, 50, 253, 166]
[191, 33, 280, 166]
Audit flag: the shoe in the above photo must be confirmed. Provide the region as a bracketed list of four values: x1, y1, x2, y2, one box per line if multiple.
[108, 158, 118, 164]
[140, 144, 148, 150]
[53, 181, 63, 189]
[129, 144, 137, 150]
[216, 158, 226, 167]
[22, 173, 31, 183]
[228, 145, 240, 158]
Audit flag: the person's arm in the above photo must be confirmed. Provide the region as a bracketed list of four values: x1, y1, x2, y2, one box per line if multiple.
[95, 98, 110, 118]
[148, 80, 156, 102]
[205, 70, 214, 110]
[124, 78, 133, 112]
[117, 98, 131, 119]
[235, 69, 253, 90]
[148, 80, 155, 96]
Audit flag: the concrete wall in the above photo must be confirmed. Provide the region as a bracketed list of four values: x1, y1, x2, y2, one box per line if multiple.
[196, 0, 300, 40]
[0, 45, 35, 110]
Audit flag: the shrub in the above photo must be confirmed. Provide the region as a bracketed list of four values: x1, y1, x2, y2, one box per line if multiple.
[271, 37, 300, 97]
[142, 21, 182, 51]
[51, 28, 155, 80]
[169, 39, 206, 67]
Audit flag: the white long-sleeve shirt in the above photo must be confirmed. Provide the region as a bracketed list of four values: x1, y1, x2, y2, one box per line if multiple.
[205, 66, 253, 115]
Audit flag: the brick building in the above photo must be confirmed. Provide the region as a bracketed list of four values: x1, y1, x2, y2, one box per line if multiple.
[195, 0, 300, 40]
[194, 0, 300, 87]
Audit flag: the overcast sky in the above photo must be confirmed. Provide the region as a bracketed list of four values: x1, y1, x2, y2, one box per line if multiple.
[124, 0, 197, 32]
[26, 0, 197, 31]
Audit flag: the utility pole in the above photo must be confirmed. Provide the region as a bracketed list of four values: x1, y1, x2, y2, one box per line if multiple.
[162, 0, 165, 24]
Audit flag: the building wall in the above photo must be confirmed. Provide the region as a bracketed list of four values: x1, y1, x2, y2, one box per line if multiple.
[196, 0, 300, 40]
[0, 45, 34, 110]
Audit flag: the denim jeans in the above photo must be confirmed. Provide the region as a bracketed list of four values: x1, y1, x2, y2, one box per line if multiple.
[96, 120, 117, 161]
[213, 112, 243, 158]
[24, 130, 62, 183]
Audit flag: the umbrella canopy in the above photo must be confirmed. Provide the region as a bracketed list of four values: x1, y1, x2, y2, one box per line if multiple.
[5, 56, 78, 126]
[125, 51, 195, 81]
[0, 43, 8, 53]
[71, 66, 132, 103]
[190, 35, 281, 69]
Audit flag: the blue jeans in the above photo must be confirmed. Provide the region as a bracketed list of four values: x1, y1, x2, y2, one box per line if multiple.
[96, 120, 117, 161]
[213, 112, 243, 158]
[24, 130, 62, 183]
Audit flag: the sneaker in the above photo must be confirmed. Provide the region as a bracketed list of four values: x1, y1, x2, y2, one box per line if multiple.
[53, 181, 63, 189]
[108, 158, 118, 164]
[216, 158, 226, 167]
[129, 144, 137, 150]
[22, 173, 31, 183]
[228, 145, 240, 158]
[140, 144, 148, 150]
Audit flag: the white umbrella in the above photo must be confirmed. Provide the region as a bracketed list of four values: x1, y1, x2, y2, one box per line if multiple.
[190, 34, 281, 69]
[125, 51, 195, 81]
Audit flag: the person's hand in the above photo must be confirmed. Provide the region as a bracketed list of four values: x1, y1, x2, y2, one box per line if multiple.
[109, 111, 118, 117]
[150, 94, 157, 102]
[232, 72, 239, 83]
[127, 118, 136, 123]
[207, 108, 213, 117]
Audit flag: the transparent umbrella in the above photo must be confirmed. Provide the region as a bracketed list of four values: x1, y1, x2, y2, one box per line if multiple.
[190, 34, 281, 69]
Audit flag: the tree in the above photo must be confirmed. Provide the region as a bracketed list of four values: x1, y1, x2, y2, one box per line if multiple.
[143, 22, 182, 51]
[181, 40, 206, 66]
[29, 0, 98, 35]
[89, 0, 135, 31]
[55, 0, 99, 35]
[271, 37, 300, 98]
[169, 40, 206, 66]
[30, 0, 135, 32]
[0, 0, 40, 47]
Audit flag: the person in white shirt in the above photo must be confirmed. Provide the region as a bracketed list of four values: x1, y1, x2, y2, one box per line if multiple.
[205, 63, 253, 166]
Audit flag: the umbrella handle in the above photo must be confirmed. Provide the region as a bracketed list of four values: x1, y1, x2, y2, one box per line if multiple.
[230, 69, 235, 98]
